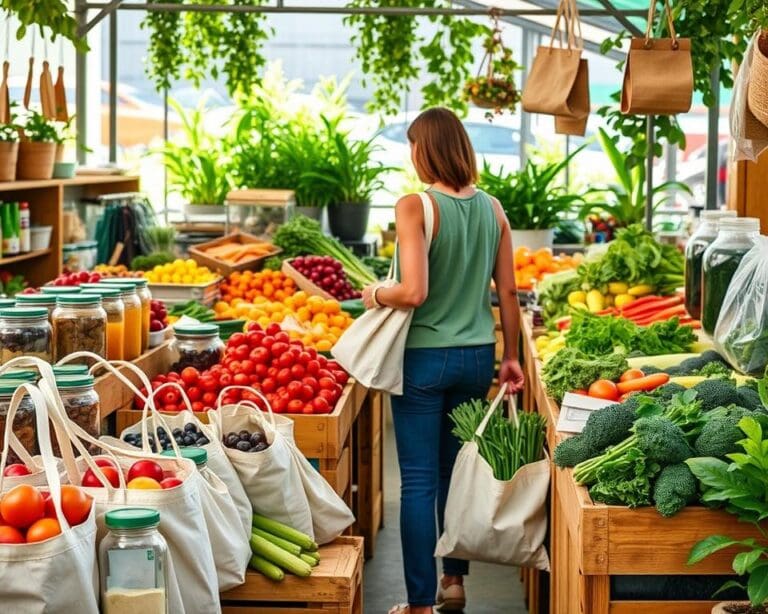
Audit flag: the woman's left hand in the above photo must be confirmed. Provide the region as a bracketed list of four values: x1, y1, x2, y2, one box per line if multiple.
[362, 284, 378, 310]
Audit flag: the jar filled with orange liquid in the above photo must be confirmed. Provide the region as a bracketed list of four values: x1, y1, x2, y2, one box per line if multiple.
[101, 278, 151, 353]
[79, 286, 124, 361]
[96, 283, 141, 360]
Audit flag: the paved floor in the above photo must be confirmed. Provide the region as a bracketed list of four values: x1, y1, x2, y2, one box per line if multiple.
[363, 407, 529, 614]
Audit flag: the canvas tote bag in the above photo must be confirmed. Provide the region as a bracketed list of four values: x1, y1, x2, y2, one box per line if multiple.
[331, 191, 434, 394]
[0, 382, 99, 614]
[521, 0, 589, 136]
[435, 385, 551, 571]
[620, 0, 692, 115]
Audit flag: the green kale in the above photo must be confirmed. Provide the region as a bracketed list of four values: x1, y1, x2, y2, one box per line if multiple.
[653, 463, 698, 517]
[588, 448, 658, 507]
[541, 347, 629, 402]
[675, 350, 730, 375]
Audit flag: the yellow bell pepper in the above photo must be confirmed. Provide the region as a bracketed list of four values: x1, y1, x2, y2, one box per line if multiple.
[608, 282, 629, 295]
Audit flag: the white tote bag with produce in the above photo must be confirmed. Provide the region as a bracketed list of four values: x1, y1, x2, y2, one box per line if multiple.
[435, 386, 551, 571]
[0, 383, 99, 614]
[332, 192, 434, 395]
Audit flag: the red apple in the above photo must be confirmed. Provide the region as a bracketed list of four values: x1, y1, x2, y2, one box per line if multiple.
[127, 460, 164, 484]
[160, 477, 183, 489]
[82, 466, 121, 488]
[3, 464, 31, 477]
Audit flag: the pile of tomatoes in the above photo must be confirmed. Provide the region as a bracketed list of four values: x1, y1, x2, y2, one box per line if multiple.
[137, 322, 349, 415]
[0, 483, 92, 544]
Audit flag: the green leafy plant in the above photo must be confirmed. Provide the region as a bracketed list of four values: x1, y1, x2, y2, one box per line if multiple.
[156, 98, 231, 205]
[477, 145, 586, 230]
[21, 109, 57, 143]
[579, 128, 690, 227]
[141, 0, 184, 92]
[687, 413, 768, 609]
[1, 0, 86, 51]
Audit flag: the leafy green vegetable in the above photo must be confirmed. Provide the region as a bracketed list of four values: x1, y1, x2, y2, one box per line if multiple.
[169, 300, 215, 322]
[653, 463, 698, 518]
[537, 269, 581, 325]
[361, 256, 391, 280]
[130, 252, 175, 271]
[721, 319, 768, 376]
[541, 347, 628, 402]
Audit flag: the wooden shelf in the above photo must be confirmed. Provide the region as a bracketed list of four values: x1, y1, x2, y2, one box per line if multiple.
[0, 175, 139, 192]
[0, 248, 51, 267]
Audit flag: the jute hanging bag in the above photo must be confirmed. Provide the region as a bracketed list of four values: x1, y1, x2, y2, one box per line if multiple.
[748, 32, 768, 130]
[621, 0, 692, 115]
[521, 0, 589, 135]
[554, 0, 590, 136]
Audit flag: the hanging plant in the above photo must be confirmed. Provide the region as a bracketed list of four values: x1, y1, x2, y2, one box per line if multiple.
[1, 0, 86, 51]
[463, 13, 521, 118]
[141, 0, 184, 92]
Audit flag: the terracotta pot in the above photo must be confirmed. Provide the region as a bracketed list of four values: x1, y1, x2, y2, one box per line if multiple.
[712, 602, 767, 613]
[0, 141, 18, 182]
[748, 33, 768, 130]
[16, 140, 56, 180]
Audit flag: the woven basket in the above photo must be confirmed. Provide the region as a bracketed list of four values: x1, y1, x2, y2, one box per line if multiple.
[748, 34, 768, 129]
[17, 140, 56, 180]
[0, 141, 18, 182]
[469, 78, 518, 110]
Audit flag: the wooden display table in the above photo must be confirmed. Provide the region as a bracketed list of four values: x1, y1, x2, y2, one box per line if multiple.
[519, 313, 759, 614]
[220, 536, 363, 613]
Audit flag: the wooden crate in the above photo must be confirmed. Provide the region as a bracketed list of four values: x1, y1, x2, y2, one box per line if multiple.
[353, 390, 384, 559]
[188, 231, 281, 276]
[220, 536, 363, 614]
[281, 259, 334, 300]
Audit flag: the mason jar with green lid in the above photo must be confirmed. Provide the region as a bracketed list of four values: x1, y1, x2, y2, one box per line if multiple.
[0, 307, 52, 364]
[39, 286, 82, 296]
[161, 446, 207, 468]
[52, 294, 107, 361]
[0, 379, 37, 464]
[93, 283, 141, 360]
[99, 508, 169, 614]
[0, 370, 37, 382]
[101, 278, 151, 353]
[15, 292, 57, 320]
[0, 298, 15, 308]
[54, 374, 99, 455]
[170, 323, 223, 372]
[52, 364, 90, 376]
[77, 286, 124, 361]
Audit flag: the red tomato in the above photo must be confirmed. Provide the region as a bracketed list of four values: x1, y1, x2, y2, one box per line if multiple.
[287, 399, 304, 413]
[254, 363, 268, 378]
[234, 344, 250, 360]
[318, 377, 336, 391]
[202, 392, 217, 407]
[155, 374, 167, 384]
[290, 364, 305, 379]
[270, 343, 289, 359]
[233, 373, 249, 386]
[286, 381, 303, 398]
[163, 390, 180, 406]
[160, 478, 183, 489]
[312, 397, 331, 413]
[127, 460, 164, 483]
[82, 466, 121, 488]
[26, 517, 61, 542]
[94, 458, 117, 469]
[0, 485, 45, 529]
[300, 384, 315, 401]
[272, 397, 288, 413]
[273, 353, 290, 369]
[261, 336, 276, 350]
[267, 367, 279, 379]
[0, 525, 24, 543]
[240, 360, 255, 375]
[219, 372, 233, 388]
[302, 404, 314, 414]
[297, 351, 312, 366]
[229, 332, 246, 347]
[302, 376, 319, 392]
[247, 321, 262, 332]
[229, 360, 242, 373]
[588, 379, 620, 402]
[306, 360, 320, 376]
[191, 401, 205, 412]
[274, 331, 290, 344]
[164, 404, 178, 413]
[186, 386, 201, 402]
[167, 372, 181, 382]
[262, 377, 277, 394]
[276, 368, 293, 386]
[319, 389, 338, 404]
[251, 347, 270, 364]
[3, 464, 31, 477]
[317, 369, 333, 380]
[333, 370, 349, 385]
[181, 366, 200, 385]
[246, 330, 263, 347]
[266, 323, 282, 336]
[327, 360, 341, 370]
[199, 376, 218, 393]
[318, 356, 328, 368]
[59, 485, 92, 526]
[619, 369, 646, 383]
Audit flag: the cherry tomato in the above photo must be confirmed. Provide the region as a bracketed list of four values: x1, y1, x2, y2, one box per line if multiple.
[240, 360, 255, 375]
[277, 353, 294, 369]
[261, 336, 276, 350]
[274, 331, 290, 344]
[270, 342, 289, 359]
[0, 525, 24, 543]
[247, 321, 262, 332]
[319, 389, 338, 404]
[262, 377, 277, 393]
[277, 368, 293, 386]
[302, 376, 319, 392]
[191, 401, 205, 412]
[219, 372, 233, 388]
[267, 367, 279, 379]
[619, 369, 646, 383]
[327, 360, 341, 371]
[163, 390, 180, 406]
[128, 460, 164, 483]
[234, 344, 250, 360]
[228, 360, 242, 373]
[82, 466, 121, 488]
[300, 384, 315, 401]
[286, 381, 303, 398]
[199, 376, 218, 393]
[333, 370, 349, 385]
[266, 323, 282, 336]
[0, 485, 45, 529]
[290, 364, 306, 379]
[26, 517, 62, 542]
[312, 397, 331, 413]
[318, 356, 328, 368]
[317, 369, 333, 380]
[167, 372, 181, 382]
[233, 373, 249, 386]
[302, 404, 314, 414]
[202, 392, 217, 406]
[94, 458, 117, 469]
[318, 377, 336, 391]
[251, 347, 270, 364]
[59, 485, 92, 526]
[246, 330, 263, 347]
[229, 332, 246, 347]
[272, 397, 287, 413]
[588, 379, 620, 401]
[186, 386, 201, 402]
[155, 374, 167, 384]
[249, 374, 260, 385]
[287, 399, 304, 413]
[306, 360, 320, 376]
[164, 404, 179, 413]
[254, 363, 268, 378]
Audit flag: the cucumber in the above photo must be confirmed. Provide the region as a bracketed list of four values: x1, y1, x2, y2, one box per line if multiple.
[301, 550, 320, 563]
[250, 533, 313, 577]
[252, 513, 317, 551]
[250, 554, 284, 581]
[300, 553, 320, 567]
[252, 528, 302, 557]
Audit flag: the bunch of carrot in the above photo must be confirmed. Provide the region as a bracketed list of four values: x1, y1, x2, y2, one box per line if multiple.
[617, 295, 700, 329]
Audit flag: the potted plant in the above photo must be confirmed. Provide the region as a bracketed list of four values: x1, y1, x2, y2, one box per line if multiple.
[477, 146, 587, 250]
[579, 128, 690, 227]
[17, 109, 57, 180]
[304, 118, 394, 241]
[687, 411, 768, 613]
[0, 119, 19, 182]
[463, 14, 521, 119]
[158, 99, 231, 215]
[52, 115, 77, 179]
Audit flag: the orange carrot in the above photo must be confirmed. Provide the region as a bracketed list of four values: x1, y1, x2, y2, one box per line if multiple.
[616, 373, 670, 394]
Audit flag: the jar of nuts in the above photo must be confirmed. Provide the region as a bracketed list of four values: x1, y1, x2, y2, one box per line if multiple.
[53, 373, 99, 456]
[169, 323, 224, 372]
[52, 294, 107, 361]
[0, 379, 37, 464]
[0, 307, 52, 364]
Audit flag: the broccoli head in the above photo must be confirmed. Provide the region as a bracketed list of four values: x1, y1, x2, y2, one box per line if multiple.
[653, 382, 688, 401]
[634, 416, 693, 464]
[697, 362, 732, 378]
[653, 463, 698, 517]
[691, 379, 740, 412]
[677, 350, 730, 375]
[579, 402, 638, 454]
[640, 365, 664, 375]
[554, 435, 593, 468]
[694, 406, 753, 458]
[736, 386, 764, 412]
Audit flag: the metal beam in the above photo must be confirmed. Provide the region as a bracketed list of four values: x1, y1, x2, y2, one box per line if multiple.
[594, 0, 643, 37]
[705, 59, 721, 210]
[80, 0, 124, 37]
[645, 115, 655, 230]
[74, 0, 88, 165]
[108, 9, 118, 163]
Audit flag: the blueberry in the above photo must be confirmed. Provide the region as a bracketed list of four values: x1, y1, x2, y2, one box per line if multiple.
[184, 423, 197, 433]
[238, 430, 251, 441]
[250, 432, 265, 446]
[173, 428, 183, 437]
[225, 434, 239, 448]
[236, 440, 252, 452]
[248, 446, 262, 453]
[254, 441, 268, 452]
[182, 435, 195, 446]
[196, 437, 209, 446]
[157, 427, 167, 437]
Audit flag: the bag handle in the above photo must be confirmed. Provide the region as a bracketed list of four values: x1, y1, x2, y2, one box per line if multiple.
[547, 0, 580, 52]
[475, 382, 508, 438]
[645, 0, 678, 49]
[389, 191, 435, 282]
[210, 386, 279, 442]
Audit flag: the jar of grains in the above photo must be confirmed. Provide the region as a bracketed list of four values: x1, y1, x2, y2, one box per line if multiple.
[52, 294, 107, 361]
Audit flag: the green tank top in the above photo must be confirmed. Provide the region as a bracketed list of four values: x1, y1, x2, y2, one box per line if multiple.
[405, 188, 501, 349]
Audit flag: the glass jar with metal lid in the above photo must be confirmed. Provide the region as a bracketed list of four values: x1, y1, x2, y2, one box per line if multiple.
[95, 283, 141, 361]
[99, 508, 169, 614]
[101, 278, 151, 354]
[0, 307, 52, 364]
[52, 294, 107, 361]
[169, 323, 223, 372]
[15, 293, 57, 320]
[0, 379, 37, 465]
[684, 210, 737, 321]
[39, 286, 82, 296]
[53, 374, 99, 456]
[701, 217, 761, 334]
[78, 286, 124, 361]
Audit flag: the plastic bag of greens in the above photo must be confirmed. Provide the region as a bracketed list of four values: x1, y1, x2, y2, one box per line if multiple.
[714, 237, 768, 375]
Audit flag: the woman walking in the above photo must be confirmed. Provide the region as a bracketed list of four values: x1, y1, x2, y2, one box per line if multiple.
[361, 107, 524, 614]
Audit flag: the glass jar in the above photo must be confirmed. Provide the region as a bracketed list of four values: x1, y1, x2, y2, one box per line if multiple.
[161, 446, 207, 469]
[79, 286, 124, 361]
[0, 307, 52, 364]
[0, 370, 37, 382]
[98, 283, 141, 361]
[701, 217, 761, 334]
[52, 364, 90, 377]
[15, 293, 58, 321]
[0, 298, 15, 309]
[53, 374, 99, 456]
[99, 508, 169, 614]
[52, 294, 107, 361]
[169, 324, 223, 372]
[684, 210, 737, 321]
[39, 286, 82, 296]
[102, 278, 151, 354]
[0, 379, 37, 465]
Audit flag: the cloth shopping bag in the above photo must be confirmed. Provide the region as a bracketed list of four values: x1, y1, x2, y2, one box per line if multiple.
[435, 386, 551, 570]
[331, 192, 434, 394]
[620, 0, 692, 115]
[0, 382, 99, 614]
[522, 0, 589, 135]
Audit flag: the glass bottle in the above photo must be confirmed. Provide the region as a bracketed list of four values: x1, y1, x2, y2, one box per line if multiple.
[51, 294, 107, 361]
[0, 307, 52, 363]
[169, 324, 224, 372]
[701, 217, 761, 334]
[101, 278, 151, 354]
[95, 283, 141, 360]
[78, 286, 125, 361]
[684, 210, 736, 321]
[99, 508, 169, 614]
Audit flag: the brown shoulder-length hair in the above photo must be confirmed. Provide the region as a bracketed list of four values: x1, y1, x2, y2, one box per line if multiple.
[407, 107, 477, 192]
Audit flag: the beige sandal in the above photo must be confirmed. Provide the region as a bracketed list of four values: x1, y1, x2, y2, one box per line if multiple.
[435, 581, 466, 612]
[388, 605, 409, 614]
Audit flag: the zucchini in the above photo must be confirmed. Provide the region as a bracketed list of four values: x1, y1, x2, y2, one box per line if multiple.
[300, 553, 320, 567]
[301, 550, 320, 563]
[252, 528, 302, 557]
[249, 554, 284, 581]
[250, 533, 313, 577]
[252, 513, 317, 551]
[626, 353, 699, 370]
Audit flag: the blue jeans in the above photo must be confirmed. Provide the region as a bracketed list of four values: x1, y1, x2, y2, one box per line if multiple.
[390, 344, 495, 607]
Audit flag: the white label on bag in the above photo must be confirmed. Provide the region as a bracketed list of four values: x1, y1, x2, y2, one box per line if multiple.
[107, 549, 159, 590]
